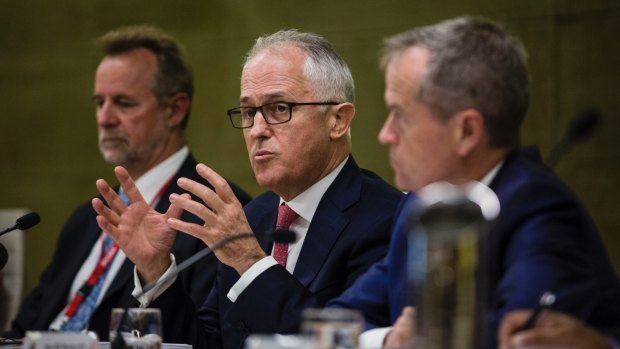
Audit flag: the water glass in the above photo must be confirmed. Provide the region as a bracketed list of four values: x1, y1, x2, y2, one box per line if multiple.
[109, 308, 162, 349]
[301, 308, 363, 349]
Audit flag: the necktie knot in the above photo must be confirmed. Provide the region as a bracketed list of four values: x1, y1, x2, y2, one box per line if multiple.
[276, 203, 299, 230]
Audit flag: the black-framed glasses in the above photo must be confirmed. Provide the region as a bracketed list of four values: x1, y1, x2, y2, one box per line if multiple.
[227, 101, 339, 129]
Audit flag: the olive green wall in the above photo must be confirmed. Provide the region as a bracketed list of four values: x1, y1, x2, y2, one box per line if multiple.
[1, 0, 619, 295]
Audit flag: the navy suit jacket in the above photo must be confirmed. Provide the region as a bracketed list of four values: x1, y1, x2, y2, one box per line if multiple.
[152, 156, 403, 349]
[4, 153, 251, 341]
[330, 147, 620, 347]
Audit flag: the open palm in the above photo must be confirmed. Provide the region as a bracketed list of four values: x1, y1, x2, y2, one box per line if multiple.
[92, 166, 184, 283]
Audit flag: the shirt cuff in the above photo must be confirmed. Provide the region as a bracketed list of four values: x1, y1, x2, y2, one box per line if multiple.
[227, 256, 278, 302]
[132, 253, 177, 307]
[359, 326, 393, 349]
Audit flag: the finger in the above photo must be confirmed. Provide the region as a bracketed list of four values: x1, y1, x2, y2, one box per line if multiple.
[167, 216, 214, 246]
[94, 212, 121, 240]
[498, 310, 532, 349]
[176, 177, 225, 214]
[196, 163, 238, 204]
[92, 197, 122, 227]
[114, 166, 146, 204]
[510, 329, 554, 349]
[95, 178, 127, 214]
[166, 193, 190, 221]
[170, 192, 217, 224]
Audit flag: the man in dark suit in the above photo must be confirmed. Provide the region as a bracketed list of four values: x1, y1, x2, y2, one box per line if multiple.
[93, 30, 402, 349]
[328, 16, 620, 348]
[2, 26, 251, 341]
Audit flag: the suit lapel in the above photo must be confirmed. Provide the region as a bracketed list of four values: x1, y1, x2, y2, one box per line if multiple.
[248, 193, 280, 254]
[293, 157, 362, 287]
[42, 210, 102, 323]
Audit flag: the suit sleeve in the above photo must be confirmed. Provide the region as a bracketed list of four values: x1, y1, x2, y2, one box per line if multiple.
[327, 256, 391, 329]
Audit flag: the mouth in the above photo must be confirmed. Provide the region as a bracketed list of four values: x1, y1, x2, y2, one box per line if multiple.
[99, 137, 128, 147]
[253, 149, 275, 161]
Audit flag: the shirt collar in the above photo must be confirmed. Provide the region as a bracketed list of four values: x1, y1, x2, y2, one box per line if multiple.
[480, 160, 503, 187]
[133, 146, 189, 206]
[279, 156, 349, 223]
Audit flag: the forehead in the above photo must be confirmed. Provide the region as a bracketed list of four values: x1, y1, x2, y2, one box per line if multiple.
[95, 48, 157, 93]
[385, 47, 430, 103]
[240, 46, 313, 103]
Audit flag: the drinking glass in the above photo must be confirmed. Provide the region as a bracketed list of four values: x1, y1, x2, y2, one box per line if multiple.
[301, 308, 363, 349]
[109, 308, 162, 349]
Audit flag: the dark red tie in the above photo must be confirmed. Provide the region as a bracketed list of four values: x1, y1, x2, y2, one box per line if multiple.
[273, 204, 299, 267]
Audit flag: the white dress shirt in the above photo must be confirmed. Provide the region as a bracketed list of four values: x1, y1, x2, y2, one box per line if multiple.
[49, 146, 189, 330]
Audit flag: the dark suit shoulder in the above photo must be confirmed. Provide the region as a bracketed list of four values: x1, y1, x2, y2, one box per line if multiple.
[492, 147, 587, 216]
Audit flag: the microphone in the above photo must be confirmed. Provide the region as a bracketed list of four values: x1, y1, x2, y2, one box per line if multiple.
[546, 107, 602, 169]
[139, 228, 297, 295]
[0, 243, 7, 270]
[0, 212, 41, 237]
[111, 229, 297, 349]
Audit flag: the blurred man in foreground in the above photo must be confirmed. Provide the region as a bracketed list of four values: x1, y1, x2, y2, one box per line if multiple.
[329, 16, 620, 348]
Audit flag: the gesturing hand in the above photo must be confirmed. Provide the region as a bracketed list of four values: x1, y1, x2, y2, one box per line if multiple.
[92, 166, 186, 284]
[167, 163, 266, 275]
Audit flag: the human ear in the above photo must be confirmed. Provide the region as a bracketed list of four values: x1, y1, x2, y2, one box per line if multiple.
[329, 102, 355, 140]
[166, 92, 191, 128]
[453, 108, 484, 156]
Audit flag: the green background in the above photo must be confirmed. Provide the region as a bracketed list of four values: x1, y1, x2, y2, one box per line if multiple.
[1, 0, 619, 295]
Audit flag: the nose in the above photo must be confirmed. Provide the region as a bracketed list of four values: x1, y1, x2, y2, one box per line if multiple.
[96, 100, 119, 128]
[378, 114, 397, 145]
[247, 110, 272, 138]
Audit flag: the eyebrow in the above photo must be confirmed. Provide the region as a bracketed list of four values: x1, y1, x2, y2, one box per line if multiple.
[239, 93, 288, 104]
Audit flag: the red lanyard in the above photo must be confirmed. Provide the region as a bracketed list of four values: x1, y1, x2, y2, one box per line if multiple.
[62, 175, 176, 320]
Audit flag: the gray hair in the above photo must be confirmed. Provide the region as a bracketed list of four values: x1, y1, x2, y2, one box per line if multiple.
[243, 29, 355, 103]
[98, 25, 194, 129]
[381, 16, 529, 148]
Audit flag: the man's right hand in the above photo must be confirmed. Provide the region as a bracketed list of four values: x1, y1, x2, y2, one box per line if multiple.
[92, 166, 186, 285]
[384, 306, 416, 348]
[498, 310, 613, 349]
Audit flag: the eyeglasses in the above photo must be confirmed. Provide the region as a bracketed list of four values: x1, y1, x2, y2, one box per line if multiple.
[227, 101, 339, 129]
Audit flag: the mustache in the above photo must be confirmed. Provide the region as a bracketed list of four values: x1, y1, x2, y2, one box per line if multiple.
[99, 130, 128, 142]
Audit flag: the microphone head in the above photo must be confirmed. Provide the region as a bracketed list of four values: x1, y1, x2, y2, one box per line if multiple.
[272, 229, 298, 243]
[15, 212, 40, 231]
[0, 243, 8, 270]
[566, 107, 602, 143]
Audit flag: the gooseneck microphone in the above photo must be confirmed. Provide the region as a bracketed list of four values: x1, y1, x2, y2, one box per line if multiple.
[111, 229, 298, 349]
[0, 211, 41, 237]
[546, 107, 602, 169]
[140, 228, 297, 296]
[0, 212, 40, 270]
